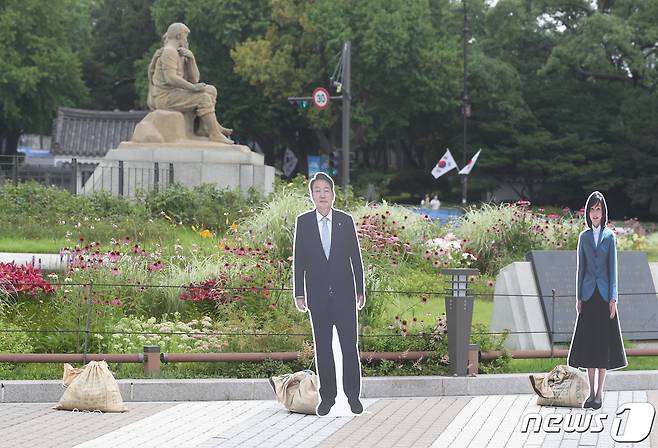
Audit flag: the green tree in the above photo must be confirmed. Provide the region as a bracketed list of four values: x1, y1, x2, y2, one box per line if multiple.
[0, 0, 90, 154]
[459, 0, 658, 217]
[232, 0, 463, 171]
[82, 0, 159, 110]
[536, 0, 658, 213]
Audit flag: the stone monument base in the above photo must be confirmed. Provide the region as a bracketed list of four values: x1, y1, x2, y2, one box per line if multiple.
[490, 262, 551, 351]
[491, 261, 658, 351]
[81, 142, 274, 197]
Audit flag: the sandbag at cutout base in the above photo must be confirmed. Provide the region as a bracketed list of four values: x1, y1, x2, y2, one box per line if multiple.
[270, 370, 319, 415]
[55, 360, 128, 413]
[529, 364, 589, 408]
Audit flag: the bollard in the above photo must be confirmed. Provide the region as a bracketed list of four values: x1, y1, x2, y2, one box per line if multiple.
[442, 268, 479, 376]
[143, 346, 161, 376]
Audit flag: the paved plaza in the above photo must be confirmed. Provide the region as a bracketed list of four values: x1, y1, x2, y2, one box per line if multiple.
[1, 390, 656, 447]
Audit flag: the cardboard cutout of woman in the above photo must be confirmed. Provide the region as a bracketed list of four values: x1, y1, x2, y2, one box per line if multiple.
[292, 172, 365, 416]
[568, 191, 627, 410]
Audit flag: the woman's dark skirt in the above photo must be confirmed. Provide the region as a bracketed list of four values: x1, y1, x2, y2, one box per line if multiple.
[568, 287, 627, 370]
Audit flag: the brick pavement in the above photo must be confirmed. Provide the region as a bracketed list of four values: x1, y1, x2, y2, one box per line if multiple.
[0, 391, 656, 447]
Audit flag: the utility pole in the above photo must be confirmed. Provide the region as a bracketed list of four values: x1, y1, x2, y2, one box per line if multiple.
[461, 0, 470, 206]
[341, 41, 351, 190]
[287, 41, 351, 188]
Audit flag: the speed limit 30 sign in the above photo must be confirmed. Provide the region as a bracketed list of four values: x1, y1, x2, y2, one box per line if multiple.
[312, 87, 330, 110]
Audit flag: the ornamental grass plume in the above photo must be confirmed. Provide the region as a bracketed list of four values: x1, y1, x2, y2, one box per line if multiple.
[457, 202, 582, 275]
[240, 184, 311, 259]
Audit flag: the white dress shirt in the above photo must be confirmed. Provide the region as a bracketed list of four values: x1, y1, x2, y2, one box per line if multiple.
[316, 209, 333, 248]
[592, 225, 601, 247]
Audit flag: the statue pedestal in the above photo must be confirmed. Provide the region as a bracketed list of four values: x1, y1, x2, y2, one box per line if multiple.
[81, 142, 275, 197]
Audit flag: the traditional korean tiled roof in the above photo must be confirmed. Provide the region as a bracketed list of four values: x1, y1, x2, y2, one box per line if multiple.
[51, 107, 147, 157]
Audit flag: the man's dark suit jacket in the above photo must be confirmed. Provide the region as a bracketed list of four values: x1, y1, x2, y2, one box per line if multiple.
[293, 208, 365, 312]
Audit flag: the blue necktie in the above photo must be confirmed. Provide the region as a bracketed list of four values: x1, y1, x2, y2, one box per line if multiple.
[321, 217, 330, 259]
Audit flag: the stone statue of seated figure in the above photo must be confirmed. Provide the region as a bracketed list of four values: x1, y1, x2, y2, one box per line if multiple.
[131, 22, 233, 144]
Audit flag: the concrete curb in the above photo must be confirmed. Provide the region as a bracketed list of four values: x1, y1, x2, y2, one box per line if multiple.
[1, 370, 657, 403]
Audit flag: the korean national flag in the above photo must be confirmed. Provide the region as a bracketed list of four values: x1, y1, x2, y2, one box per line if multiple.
[458, 149, 482, 175]
[431, 149, 458, 179]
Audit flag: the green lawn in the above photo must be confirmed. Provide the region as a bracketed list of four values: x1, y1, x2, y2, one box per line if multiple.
[0, 227, 216, 255]
[376, 289, 493, 329]
[0, 237, 67, 253]
[506, 356, 658, 373]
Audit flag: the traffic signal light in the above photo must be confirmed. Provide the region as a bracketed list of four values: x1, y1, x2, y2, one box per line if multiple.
[288, 98, 309, 109]
[330, 150, 342, 177]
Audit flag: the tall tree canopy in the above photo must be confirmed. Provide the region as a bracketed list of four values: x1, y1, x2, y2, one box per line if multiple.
[82, 0, 159, 110]
[3, 0, 658, 217]
[0, 0, 90, 154]
[231, 0, 463, 170]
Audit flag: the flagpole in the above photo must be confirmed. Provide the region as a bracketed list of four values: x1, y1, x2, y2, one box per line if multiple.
[461, 0, 469, 206]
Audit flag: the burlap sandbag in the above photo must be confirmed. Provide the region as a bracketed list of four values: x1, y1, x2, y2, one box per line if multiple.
[55, 360, 128, 412]
[269, 370, 319, 415]
[529, 364, 588, 408]
[62, 363, 84, 387]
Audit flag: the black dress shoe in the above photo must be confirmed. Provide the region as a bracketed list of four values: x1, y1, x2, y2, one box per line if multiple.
[592, 399, 602, 410]
[317, 400, 334, 416]
[349, 399, 364, 414]
[583, 398, 594, 409]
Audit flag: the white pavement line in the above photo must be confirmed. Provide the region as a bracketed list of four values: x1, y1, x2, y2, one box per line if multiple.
[522, 401, 553, 447]
[450, 395, 503, 448]
[467, 394, 517, 448]
[597, 390, 618, 448]
[577, 409, 600, 448]
[485, 395, 534, 448]
[542, 405, 568, 447]
[73, 401, 276, 448]
[505, 395, 540, 448]
[430, 395, 487, 448]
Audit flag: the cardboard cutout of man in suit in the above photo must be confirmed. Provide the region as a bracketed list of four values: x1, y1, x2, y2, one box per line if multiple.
[293, 172, 365, 416]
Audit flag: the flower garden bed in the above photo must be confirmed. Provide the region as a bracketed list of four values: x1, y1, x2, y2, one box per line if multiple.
[1, 179, 654, 379]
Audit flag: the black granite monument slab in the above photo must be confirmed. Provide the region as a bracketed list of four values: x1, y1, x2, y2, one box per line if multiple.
[527, 250, 658, 343]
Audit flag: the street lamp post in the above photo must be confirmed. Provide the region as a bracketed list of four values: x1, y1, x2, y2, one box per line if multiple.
[461, 0, 469, 206]
[341, 41, 351, 190]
